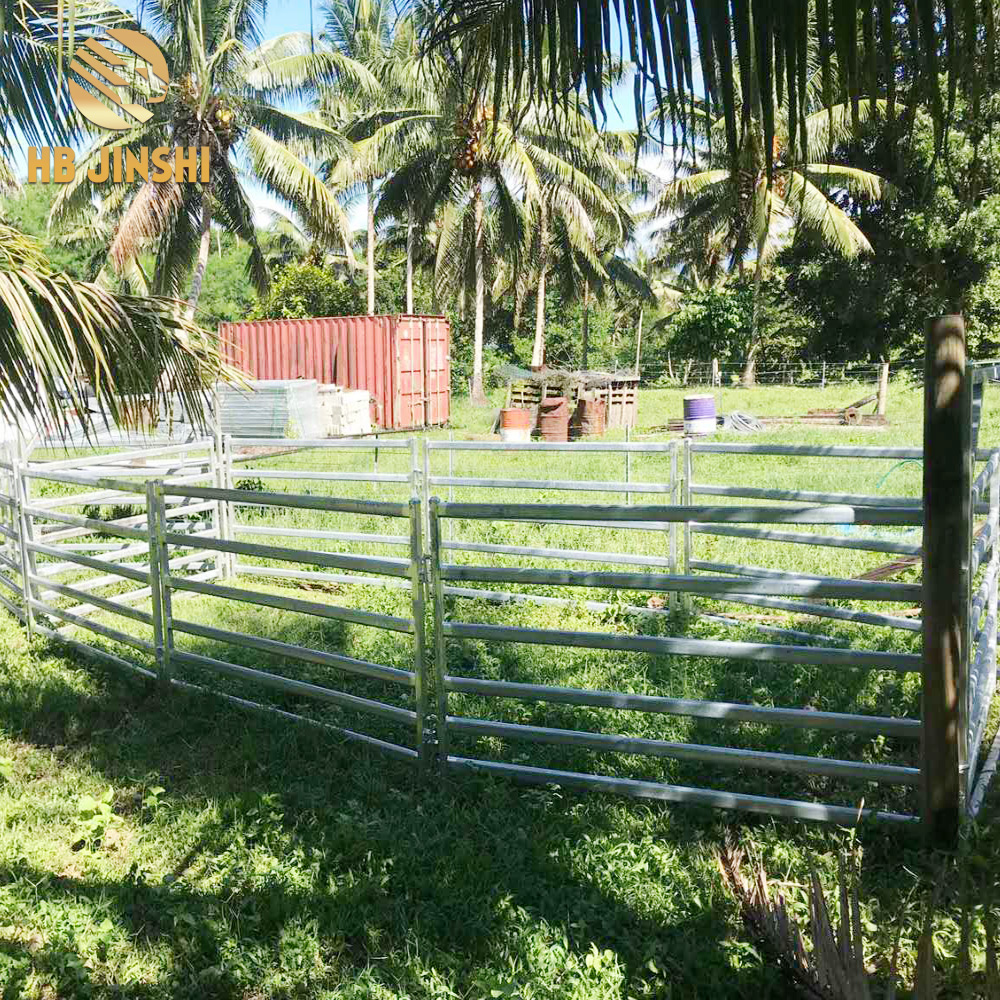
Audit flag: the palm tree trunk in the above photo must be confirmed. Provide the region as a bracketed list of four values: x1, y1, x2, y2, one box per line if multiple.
[471, 180, 488, 405]
[581, 281, 590, 369]
[187, 197, 212, 318]
[742, 248, 766, 387]
[405, 208, 414, 314]
[366, 178, 376, 315]
[531, 210, 548, 367]
[634, 307, 643, 373]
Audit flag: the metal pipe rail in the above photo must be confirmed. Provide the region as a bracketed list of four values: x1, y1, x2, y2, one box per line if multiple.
[230, 437, 414, 449]
[442, 675, 919, 737]
[169, 649, 417, 727]
[233, 468, 410, 484]
[444, 757, 917, 825]
[435, 500, 923, 527]
[441, 539, 675, 569]
[161, 531, 411, 578]
[171, 618, 415, 685]
[446, 716, 919, 785]
[163, 484, 408, 518]
[689, 522, 921, 556]
[442, 620, 919, 671]
[690, 443, 924, 459]
[30, 440, 213, 471]
[233, 523, 410, 547]
[429, 476, 677, 495]
[166, 575, 415, 633]
[690, 484, 920, 508]
[426, 440, 678, 453]
[234, 564, 411, 591]
[440, 562, 920, 602]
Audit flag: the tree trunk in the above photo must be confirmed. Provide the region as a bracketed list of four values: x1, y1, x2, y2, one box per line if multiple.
[187, 197, 212, 318]
[531, 210, 548, 367]
[581, 281, 590, 369]
[405, 207, 414, 314]
[470, 180, 488, 405]
[634, 307, 643, 373]
[366, 178, 376, 315]
[742, 230, 768, 388]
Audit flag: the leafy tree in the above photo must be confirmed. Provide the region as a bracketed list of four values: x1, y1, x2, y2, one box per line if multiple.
[52, 0, 375, 315]
[0, 0, 219, 431]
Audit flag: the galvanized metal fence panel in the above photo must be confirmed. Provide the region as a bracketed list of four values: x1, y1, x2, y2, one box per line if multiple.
[428, 495, 923, 826]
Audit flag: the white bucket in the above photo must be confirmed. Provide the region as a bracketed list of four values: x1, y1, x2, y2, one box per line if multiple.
[499, 427, 531, 443]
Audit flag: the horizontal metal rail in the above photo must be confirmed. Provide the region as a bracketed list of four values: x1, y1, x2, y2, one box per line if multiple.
[161, 531, 411, 578]
[972, 521, 995, 577]
[163, 484, 408, 518]
[171, 617, 415, 685]
[233, 523, 410, 546]
[170, 649, 417, 726]
[38, 551, 210, 601]
[24, 466, 198, 494]
[27, 541, 150, 583]
[442, 676, 920, 737]
[435, 501, 923, 526]
[445, 757, 917, 824]
[0, 551, 20, 573]
[28, 473, 211, 511]
[690, 443, 923, 459]
[427, 440, 678, 453]
[447, 716, 919, 785]
[166, 575, 414, 633]
[702, 590, 922, 632]
[32, 599, 154, 654]
[430, 476, 676, 494]
[32, 575, 153, 626]
[231, 436, 413, 449]
[234, 563, 410, 590]
[0, 590, 23, 620]
[38, 500, 214, 545]
[59, 568, 218, 620]
[35, 622, 153, 677]
[234, 468, 410, 484]
[167, 675, 419, 761]
[440, 563, 921, 601]
[25, 505, 150, 542]
[690, 522, 921, 556]
[0, 570, 21, 595]
[442, 621, 920, 671]
[441, 539, 674, 568]
[691, 484, 919, 508]
[31, 440, 213, 471]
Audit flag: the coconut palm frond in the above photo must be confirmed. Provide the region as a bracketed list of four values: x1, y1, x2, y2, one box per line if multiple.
[109, 177, 185, 274]
[783, 170, 873, 257]
[0, 223, 221, 434]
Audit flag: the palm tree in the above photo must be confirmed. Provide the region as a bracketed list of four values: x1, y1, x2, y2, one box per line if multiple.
[318, 0, 401, 314]
[52, 0, 374, 316]
[650, 97, 890, 384]
[0, 0, 220, 432]
[427, 1, 963, 192]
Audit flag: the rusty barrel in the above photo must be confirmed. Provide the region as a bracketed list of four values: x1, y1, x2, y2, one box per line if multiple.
[538, 397, 570, 441]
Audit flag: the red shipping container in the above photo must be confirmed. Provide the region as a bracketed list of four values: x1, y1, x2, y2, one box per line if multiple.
[218, 315, 451, 430]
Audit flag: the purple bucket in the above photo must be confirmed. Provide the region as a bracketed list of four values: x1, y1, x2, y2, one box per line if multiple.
[683, 394, 716, 435]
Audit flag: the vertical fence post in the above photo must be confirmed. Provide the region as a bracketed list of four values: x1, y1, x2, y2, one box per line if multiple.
[428, 497, 449, 768]
[408, 496, 430, 763]
[13, 453, 34, 637]
[877, 361, 890, 416]
[682, 437, 693, 614]
[145, 481, 167, 682]
[669, 441, 678, 614]
[922, 315, 970, 845]
[222, 433, 235, 579]
[151, 481, 175, 686]
[625, 427, 631, 504]
[210, 425, 226, 580]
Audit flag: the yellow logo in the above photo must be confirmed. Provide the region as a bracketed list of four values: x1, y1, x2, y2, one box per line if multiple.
[68, 29, 169, 131]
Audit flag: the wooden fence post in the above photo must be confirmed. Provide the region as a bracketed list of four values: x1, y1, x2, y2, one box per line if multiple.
[877, 361, 890, 416]
[922, 314, 970, 845]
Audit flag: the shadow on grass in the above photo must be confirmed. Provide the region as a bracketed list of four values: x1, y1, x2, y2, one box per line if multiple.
[0, 646, 789, 999]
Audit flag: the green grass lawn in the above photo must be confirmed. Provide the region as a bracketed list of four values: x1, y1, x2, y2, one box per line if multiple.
[3, 376, 1000, 998]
